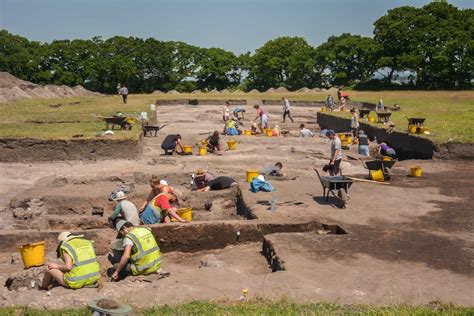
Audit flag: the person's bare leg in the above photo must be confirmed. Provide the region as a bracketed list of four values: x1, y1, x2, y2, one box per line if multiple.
[40, 269, 67, 290]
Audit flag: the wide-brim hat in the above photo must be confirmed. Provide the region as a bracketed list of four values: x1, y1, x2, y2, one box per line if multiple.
[115, 220, 128, 232]
[88, 298, 131, 315]
[58, 231, 84, 243]
[196, 169, 205, 177]
[112, 191, 127, 201]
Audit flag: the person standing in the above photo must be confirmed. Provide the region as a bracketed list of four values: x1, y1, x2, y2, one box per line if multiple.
[282, 97, 294, 123]
[358, 130, 370, 156]
[40, 232, 100, 290]
[326, 130, 342, 176]
[223, 101, 230, 122]
[350, 109, 360, 142]
[327, 95, 334, 110]
[119, 84, 128, 104]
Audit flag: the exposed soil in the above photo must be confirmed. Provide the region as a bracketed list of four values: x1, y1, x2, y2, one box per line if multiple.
[0, 101, 472, 309]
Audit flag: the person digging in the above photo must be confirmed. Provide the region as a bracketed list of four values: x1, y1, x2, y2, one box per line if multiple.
[110, 220, 169, 281]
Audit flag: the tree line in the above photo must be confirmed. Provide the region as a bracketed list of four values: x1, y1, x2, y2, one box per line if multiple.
[0, 1, 472, 93]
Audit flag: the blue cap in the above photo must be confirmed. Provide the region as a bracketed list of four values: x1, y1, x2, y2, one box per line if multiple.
[326, 129, 335, 135]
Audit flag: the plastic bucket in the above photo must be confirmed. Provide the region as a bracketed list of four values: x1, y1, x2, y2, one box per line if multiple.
[266, 129, 273, 137]
[19, 241, 45, 269]
[341, 139, 349, 148]
[183, 146, 193, 154]
[171, 207, 193, 222]
[246, 170, 259, 182]
[347, 136, 353, 144]
[409, 125, 417, 133]
[227, 140, 237, 150]
[321, 107, 327, 112]
[383, 156, 392, 161]
[370, 169, 385, 182]
[338, 133, 346, 140]
[243, 130, 252, 136]
[368, 117, 375, 123]
[199, 147, 207, 156]
[410, 166, 422, 177]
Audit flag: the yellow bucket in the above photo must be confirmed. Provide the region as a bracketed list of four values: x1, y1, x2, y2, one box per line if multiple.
[246, 170, 259, 182]
[368, 117, 375, 123]
[266, 129, 273, 137]
[370, 169, 385, 182]
[199, 147, 207, 156]
[338, 133, 346, 140]
[321, 107, 327, 112]
[383, 156, 392, 161]
[409, 125, 417, 133]
[227, 140, 237, 150]
[183, 145, 193, 154]
[341, 139, 349, 148]
[243, 130, 252, 136]
[171, 207, 192, 222]
[347, 136, 353, 144]
[410, 166, 422, 177]
[19, 241, 45, 269]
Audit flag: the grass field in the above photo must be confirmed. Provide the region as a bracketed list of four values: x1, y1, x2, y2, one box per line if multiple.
[1, 300, 473, 315]
[0, 91, 472, 142]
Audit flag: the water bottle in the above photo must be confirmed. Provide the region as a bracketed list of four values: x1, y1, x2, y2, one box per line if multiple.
[270, 193, 277, 212]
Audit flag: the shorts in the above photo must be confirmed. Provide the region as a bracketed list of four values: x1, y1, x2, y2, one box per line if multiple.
[261, 115, 269, 128]
[162, 142, 176, 150]
[358, 145, 369, 156]
[329, 159, 342, 174]
[140, 204, 164, 224]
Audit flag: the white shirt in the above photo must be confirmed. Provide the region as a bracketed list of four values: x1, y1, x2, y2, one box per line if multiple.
[283, 99, 290, 111]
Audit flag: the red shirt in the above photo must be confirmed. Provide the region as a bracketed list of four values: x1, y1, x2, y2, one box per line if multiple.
[153, 194, 171, 210]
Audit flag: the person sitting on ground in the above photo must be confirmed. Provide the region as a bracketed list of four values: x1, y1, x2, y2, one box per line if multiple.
[358, 130, 370, 156]
[40, 232, 100, 290]
[350, 108, 359, 141]
[250, 122, 259, 135]
[260, 162, 285, 177]
[299, 123, 314, 138]
[206, 131, 222, 153]
[326, 130, 342, 176]
[193, 169, 215, 191]
[225, 118, 241, 136]
[233, 106, 246, 120]
[272, 125, 281, 137]
[253, 104, 269, 133]
[109, 191, 140, 227]
[199, 176, 238, 192]
[161, 134, 184, 155]
[111, 220, 166, 281]
[140, 188, 187, 224]
[379, 142, 397, 159]
[223, 101, 230, 122]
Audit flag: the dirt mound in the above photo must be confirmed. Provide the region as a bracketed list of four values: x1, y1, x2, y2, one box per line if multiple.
[191, 90, 202, 94]
[0, 72, 101, 103]
[275, 86, 289, 93]
[312, 88, 323, 92]
[327, 87, 338, 94]
[219, 89, 230, 94]
[266, 87, 276, 93]
[208, 89, 219, 94]
[297, 87, 311, 93]
[152, 90, 163, 94]
[232, 89, 244, 94]
[248, 89, 260, 94]
[167, 90, 180, 94]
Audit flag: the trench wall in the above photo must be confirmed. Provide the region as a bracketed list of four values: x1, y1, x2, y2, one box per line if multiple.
[317, 113, 474, 160]
[0, 137, 143, 162]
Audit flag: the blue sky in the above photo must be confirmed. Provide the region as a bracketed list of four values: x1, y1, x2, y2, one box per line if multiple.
[1, 0, 472, 54]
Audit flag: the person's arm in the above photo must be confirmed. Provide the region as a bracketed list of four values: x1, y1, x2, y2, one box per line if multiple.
[110, 203, 122, 221]
[112, 244, 132, 280]
[176, 138, 184, 152]
[47, 252, 73, 272]
[331, 148, 340, 164]
[167, 207, 187, 223]
[310, 130, 314, 137]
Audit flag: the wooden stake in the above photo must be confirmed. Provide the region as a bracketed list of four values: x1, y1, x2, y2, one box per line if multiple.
[347, 177, 390, 185]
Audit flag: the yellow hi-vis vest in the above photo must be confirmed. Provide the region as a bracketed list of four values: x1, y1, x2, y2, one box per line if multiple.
[60, 238, 100, 289]
[126, 227, 162, 275]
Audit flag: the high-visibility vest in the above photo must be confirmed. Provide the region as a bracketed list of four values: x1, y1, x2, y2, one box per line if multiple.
[126, 227, 162, 275]
[60, 238, 100, 289]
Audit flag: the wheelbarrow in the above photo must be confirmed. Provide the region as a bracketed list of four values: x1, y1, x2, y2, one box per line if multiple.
[406, 117, 426, 132]
[361, 159, 396, 181]
[142, 124, 167, 137]
[314, 169, 353, 208]
[359, 108, 372, 118]
[375, 111, 392, 123]
[102, 116, 128, 130]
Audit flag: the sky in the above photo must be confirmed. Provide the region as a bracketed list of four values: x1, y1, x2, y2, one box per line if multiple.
[1, 0, 472, 54]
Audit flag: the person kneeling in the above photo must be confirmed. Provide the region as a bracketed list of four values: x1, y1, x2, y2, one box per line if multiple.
[111, 220, 165, 281]
[40, 232, 100, 290]
[161, 134, 184, 155]
[140, 191, 187, 224]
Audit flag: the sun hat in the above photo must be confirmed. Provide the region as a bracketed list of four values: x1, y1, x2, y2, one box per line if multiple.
[257, 175, 265, 182]
[112, 191, 127, 201]
[58, 231, 84, 243]
[159, 180, 168, 186]
[115, 219, 128, 232]
[196, 168, 205, 177]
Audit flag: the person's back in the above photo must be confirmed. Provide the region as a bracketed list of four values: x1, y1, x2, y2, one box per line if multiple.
[358, 133, 369, 156]
[60, 237, 100, 288]
[118, 200, 140, 226]
[300, 128, 314, 138]
[126, 227, 162, 275]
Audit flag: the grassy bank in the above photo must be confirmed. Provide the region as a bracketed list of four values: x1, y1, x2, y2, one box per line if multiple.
[0, 91, 472, 141]
[1, 300, 473, 315]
